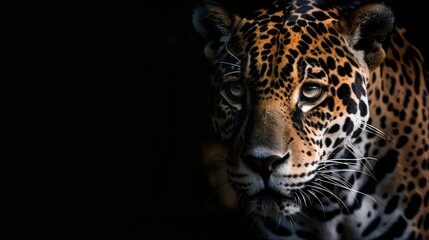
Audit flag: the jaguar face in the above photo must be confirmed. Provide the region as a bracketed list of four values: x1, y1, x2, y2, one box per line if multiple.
[212, 33, 371, 216]
[194, 0, 394, 216]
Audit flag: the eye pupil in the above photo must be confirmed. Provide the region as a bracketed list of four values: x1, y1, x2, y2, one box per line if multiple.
[301, 83, 323, 101]
[230, 83, 243, 96]
[227, 82, 245, 99]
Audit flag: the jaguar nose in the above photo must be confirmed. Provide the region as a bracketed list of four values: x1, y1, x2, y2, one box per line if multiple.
[242, 152, 289, 182]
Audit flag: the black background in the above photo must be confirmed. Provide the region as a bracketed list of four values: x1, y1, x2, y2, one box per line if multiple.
[7, 1, 429, 239]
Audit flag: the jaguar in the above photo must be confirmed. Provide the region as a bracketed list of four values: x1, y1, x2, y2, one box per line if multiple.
[193, 0, 429, 239]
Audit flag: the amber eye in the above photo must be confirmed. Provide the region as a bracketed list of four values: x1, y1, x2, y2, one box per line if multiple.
[301, 83, 324, 102]
[224, 81, 245, 101]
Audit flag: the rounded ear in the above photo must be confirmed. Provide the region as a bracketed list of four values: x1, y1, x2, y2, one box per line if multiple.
[192, 0, 240, 61]
[337, 3, 395, 70]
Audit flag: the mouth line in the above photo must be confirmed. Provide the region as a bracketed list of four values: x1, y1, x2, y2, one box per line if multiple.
[251, 188, 294, 202]
[245, 188, 301, 216]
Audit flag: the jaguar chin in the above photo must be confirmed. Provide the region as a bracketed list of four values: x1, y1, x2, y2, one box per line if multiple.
[246, 188, 302, 216]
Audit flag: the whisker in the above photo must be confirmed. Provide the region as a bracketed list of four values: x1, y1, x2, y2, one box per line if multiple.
[320, 173, 354, 193]
[300, 189, 312, 208]
[223, 70, 241, 77]
[318, 176, 352, 191]
[325, 141, 379, 179]
[307, 189, 325, 217]
[299, 190, 308, 207]
[311, 182, 350, 214]
[318, 175, 377, 202]
[225, 45, 241, 63]
[275, 216, 283, 231]
[344, 141, 364, 159]
[287, 215, 296, 232]
[215, 61, 241, 68]
[324, 156, 379, 166]
[320, 172, 365, 208]
[319, 159, 360, 170]
[359, 121, 394, 142]
[295, 192, 304, 207]
[296, 207, 311, 221]
[344, 141, 378, 176]
[319, 168, 376, 180]
[311, 188, 330, 204]
[344, 141, 376, 174]
[322, 170, 350, 183]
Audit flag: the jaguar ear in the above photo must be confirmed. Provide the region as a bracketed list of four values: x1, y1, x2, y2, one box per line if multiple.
[192, 0, 241, 61]
[337, 3, 394, 71]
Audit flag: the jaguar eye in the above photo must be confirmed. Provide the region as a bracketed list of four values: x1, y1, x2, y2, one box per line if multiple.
[225, 81, 245, 101]
[301, 83, 324, 102]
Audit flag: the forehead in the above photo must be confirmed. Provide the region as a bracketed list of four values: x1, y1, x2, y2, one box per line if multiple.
[233, 1, 342, 49]
[225, 3, 343, 78]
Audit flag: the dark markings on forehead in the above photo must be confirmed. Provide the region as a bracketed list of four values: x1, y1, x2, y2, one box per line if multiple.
[228, 0, 356, 100]
[337, 62, 353, 77]
[307, 67, 326, 79]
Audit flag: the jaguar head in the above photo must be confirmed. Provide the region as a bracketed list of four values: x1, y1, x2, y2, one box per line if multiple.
[193, 0, 394, 216]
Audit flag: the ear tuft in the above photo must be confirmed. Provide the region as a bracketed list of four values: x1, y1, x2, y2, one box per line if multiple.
[338, 3, 395, 70]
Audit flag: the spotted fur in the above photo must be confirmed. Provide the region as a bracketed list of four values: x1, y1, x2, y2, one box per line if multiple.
[193, 0, 429, 239]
